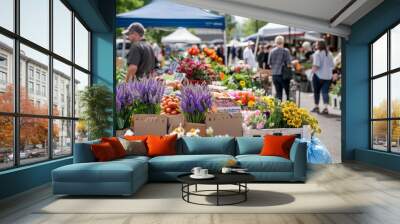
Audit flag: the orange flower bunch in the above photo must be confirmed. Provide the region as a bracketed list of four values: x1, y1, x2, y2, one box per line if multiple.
[187, 46, 200, 56]
[203, 47, 223, 64]
[234, 92, 256, 108]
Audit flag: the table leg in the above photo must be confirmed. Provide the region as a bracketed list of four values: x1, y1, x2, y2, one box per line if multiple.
[195, 184, 198, 192]
[245, 183, 247, 201]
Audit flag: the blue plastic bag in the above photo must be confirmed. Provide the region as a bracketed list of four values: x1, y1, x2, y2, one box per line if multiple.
[305, 137, 332, 164]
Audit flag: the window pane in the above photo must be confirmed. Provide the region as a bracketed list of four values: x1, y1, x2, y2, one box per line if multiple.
[75, 18, 89, 70]
[53, 59, 72, 117]
[391, 120, 400, 153]
[20, 44, 49, 115]
[53, 119, 72, 157]
[0, 116, 14, 170]
[20, 0, 49, 49]
[372, 76, 387, 119]
[53, 0, 72, 60]
[372, 33, 387, 76]
[75, 120, 88, 143]
[391, 72, 400, 118]
[372, 121, 388, 151]
[0, 0, 14, 31]
[391, 24, 400, 70]
[0, 35, 14, 112]
[74, 69, 89, 118]
[20, 117, 49, 165]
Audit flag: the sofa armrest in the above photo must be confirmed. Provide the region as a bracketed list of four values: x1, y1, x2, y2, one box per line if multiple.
[289, 140, 307, 182]
[73, 140, 100, 163]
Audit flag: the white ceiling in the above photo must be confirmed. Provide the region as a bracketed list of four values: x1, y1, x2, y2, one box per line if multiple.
[173, 0, 384, 37]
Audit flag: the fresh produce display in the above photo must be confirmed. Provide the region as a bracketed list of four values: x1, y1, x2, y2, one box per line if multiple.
[161, 95, 180, 115]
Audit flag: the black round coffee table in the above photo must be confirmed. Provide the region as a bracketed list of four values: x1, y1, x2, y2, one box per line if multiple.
[177, 173, 255, 206]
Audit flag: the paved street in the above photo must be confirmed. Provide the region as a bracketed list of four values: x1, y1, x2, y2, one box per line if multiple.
[298, 92, 342, 163]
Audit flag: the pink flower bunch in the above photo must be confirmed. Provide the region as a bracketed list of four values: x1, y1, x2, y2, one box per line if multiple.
[242, 110, 267, 129]
[177, 57, 215, 80]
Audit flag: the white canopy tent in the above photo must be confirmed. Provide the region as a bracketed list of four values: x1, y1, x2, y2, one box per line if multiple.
[257, 23, 306, 37]
[173, 0, 384, 38]
[161, 27, 202, 44]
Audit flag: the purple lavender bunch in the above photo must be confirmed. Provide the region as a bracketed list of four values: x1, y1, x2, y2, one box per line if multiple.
[115, 78, 165, 129]
[180, 84, 212, 123]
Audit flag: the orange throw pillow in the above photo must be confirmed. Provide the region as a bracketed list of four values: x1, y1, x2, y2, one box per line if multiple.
[124, 135, 148, 142]
[146, 135, 177, 157]
[91, 142, 117, 162]
[101, 137, 126, 158]
[260, 135, 296, 159]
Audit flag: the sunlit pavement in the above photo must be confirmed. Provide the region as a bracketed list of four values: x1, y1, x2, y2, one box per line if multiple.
[298, 92, 342, 163]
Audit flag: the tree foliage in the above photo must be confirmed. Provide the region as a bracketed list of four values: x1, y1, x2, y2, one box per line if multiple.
[242, 19, 268, 37]
[0, 85, 59, 150]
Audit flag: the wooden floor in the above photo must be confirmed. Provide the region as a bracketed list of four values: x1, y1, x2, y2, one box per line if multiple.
[1, 162, 400, 224]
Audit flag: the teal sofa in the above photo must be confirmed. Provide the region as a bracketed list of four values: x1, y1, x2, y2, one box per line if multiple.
[52, 137, 307, 196]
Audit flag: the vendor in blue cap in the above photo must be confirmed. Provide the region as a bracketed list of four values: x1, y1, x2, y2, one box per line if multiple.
[123, 22, 155, 82]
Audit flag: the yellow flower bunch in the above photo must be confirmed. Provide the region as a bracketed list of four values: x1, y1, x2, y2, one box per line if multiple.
[260, 96, 275, 111]
[281, 101, 321, 133]
[239, 80, 246, 88]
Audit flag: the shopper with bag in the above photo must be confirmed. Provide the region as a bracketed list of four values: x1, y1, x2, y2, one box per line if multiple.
[268, 36, 292, 101]
[311, 41, 335, 114]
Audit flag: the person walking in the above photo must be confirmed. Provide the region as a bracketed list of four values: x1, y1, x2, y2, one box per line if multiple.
[243, 42, 257, 69]
[311, 40, 335, 114]
[123, 22, 155, 82]
[268, 36, 292, 101]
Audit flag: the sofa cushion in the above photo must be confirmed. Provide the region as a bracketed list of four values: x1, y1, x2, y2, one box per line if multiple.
[101, 137, 127, 158]
[119, 138, 147, 156]
[149, 154, 235, 172]
[147, 135, 177, 157]
[260, 135, 296, 159]
[91, 142, 118, 162]
[53, 158, 147, 183]
[236, 155, 293, 172]
[236, 137, 263, 155]
[180, 137, 235, 155]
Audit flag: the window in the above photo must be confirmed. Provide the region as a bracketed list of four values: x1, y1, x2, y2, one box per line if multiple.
[20, 0, 49, 49]
[370, 23, 400, 153]
[74, 17, 90, 70]
[0, 0, 91, 170]
[28, 81, 34, 94]
[0, 35, 14, 113]
[0, 0, 14, 31]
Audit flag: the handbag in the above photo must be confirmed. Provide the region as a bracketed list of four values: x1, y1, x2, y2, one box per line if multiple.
[282, 63, 293, 81]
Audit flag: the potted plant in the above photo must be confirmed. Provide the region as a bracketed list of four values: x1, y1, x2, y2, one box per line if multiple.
[180, 84, 212, 136]
[79, 84, 113, 140]
[116, 78, 165, 134]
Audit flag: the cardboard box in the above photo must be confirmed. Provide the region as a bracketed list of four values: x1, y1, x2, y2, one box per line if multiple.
[205, 112, 243, 137]
[184, 122, 207, 136]
[165, 114, 185, 133]
[132, 114, 168, 135]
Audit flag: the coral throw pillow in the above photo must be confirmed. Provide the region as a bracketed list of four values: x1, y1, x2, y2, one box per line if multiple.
[101, 137, 126, 158]
[91, 142, 118, 162]
[124, 135, 148, 142]
[260, 135, 296, 159]
[146, 135, 177, 157]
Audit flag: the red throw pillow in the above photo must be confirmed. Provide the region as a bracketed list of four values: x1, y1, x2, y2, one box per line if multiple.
[260, 135, 296, 159]
[146, 135, 177, 157]
[91, 142, 117, 162]
[101, 137, 126, 158]
[124, 135, 148, 142]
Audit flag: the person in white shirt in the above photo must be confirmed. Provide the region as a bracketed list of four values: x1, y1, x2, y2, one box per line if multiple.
[311, 41, 335, 114]
[243, 42, 257, 69]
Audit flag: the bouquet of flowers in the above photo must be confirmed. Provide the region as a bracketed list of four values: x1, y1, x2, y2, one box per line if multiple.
[229, 91, 256, 109]
[116, 78, 165, 129]
[243, 96, 321, 134]
[179, 84, 212, 123]
[176, 57, 215, 81]
[222, 64, 254, 90]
